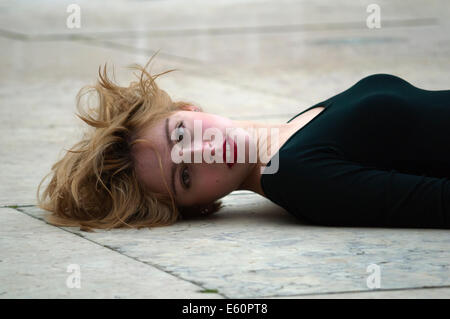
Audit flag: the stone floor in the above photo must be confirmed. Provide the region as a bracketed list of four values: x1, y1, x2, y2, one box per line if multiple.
[0, 0, 449, 298]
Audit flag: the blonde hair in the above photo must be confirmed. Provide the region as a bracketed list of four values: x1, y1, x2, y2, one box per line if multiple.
[36, 52, 223, 232]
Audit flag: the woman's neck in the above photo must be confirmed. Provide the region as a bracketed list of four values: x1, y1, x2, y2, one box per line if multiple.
[230, 119, 286, 197]
[232, 106, 326, 197]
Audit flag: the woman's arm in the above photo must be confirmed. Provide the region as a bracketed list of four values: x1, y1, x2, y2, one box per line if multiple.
[286, 155, 450, 229]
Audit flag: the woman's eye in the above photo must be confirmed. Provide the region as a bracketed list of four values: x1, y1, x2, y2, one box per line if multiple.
[176, 122, 185, 142]
[181, 166, 191, 188]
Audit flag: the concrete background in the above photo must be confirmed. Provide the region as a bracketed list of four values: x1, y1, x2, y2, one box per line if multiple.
[0, 0, 449, 298]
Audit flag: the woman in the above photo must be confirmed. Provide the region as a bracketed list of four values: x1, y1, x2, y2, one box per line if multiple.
[37, 54, 450, 231]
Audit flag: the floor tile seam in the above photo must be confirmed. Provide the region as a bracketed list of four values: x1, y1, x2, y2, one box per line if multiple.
[0, 29, 301, 103]
[255, 284, 450, 298]
[7, 206, 229, 299]
[0, 17, 439, 41]
[0, 191, 262, 208]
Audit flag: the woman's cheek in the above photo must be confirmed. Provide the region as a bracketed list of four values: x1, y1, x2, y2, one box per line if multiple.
[200, 171, 225, 193]
[202, 173, 221, 188]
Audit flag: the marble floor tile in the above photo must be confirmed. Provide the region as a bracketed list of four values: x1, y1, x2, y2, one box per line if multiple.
[20, 202, 450, 298]
[0, 207, 223, 298]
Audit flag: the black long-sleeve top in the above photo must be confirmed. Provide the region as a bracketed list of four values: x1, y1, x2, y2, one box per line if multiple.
[260, 74, 450, 229]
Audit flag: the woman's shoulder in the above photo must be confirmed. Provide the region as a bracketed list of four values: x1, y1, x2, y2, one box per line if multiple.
[352, 73, 414, 92]
[356, 73, 407, 84]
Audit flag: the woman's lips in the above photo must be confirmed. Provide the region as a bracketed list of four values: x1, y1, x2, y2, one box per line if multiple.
[223, 137, 237, 168]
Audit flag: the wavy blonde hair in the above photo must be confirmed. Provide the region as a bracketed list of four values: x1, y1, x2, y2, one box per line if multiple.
[36, 52, 223, 232]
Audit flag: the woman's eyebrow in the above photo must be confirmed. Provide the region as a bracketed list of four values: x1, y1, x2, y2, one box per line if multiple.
[165, 117, 178, 197]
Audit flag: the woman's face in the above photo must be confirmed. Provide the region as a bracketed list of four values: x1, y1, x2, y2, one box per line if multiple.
[132, 108, 256, 207]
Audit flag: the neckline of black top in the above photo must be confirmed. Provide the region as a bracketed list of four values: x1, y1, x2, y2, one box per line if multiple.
[260, 101, 331, 176]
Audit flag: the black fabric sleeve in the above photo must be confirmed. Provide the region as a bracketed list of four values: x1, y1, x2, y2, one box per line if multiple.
[282, 147, 450, 229]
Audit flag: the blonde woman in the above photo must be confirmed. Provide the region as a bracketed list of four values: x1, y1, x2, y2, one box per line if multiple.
[37, 53, 450, 231]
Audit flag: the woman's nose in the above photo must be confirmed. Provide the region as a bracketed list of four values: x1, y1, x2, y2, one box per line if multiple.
[183, 140, 215, 163]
